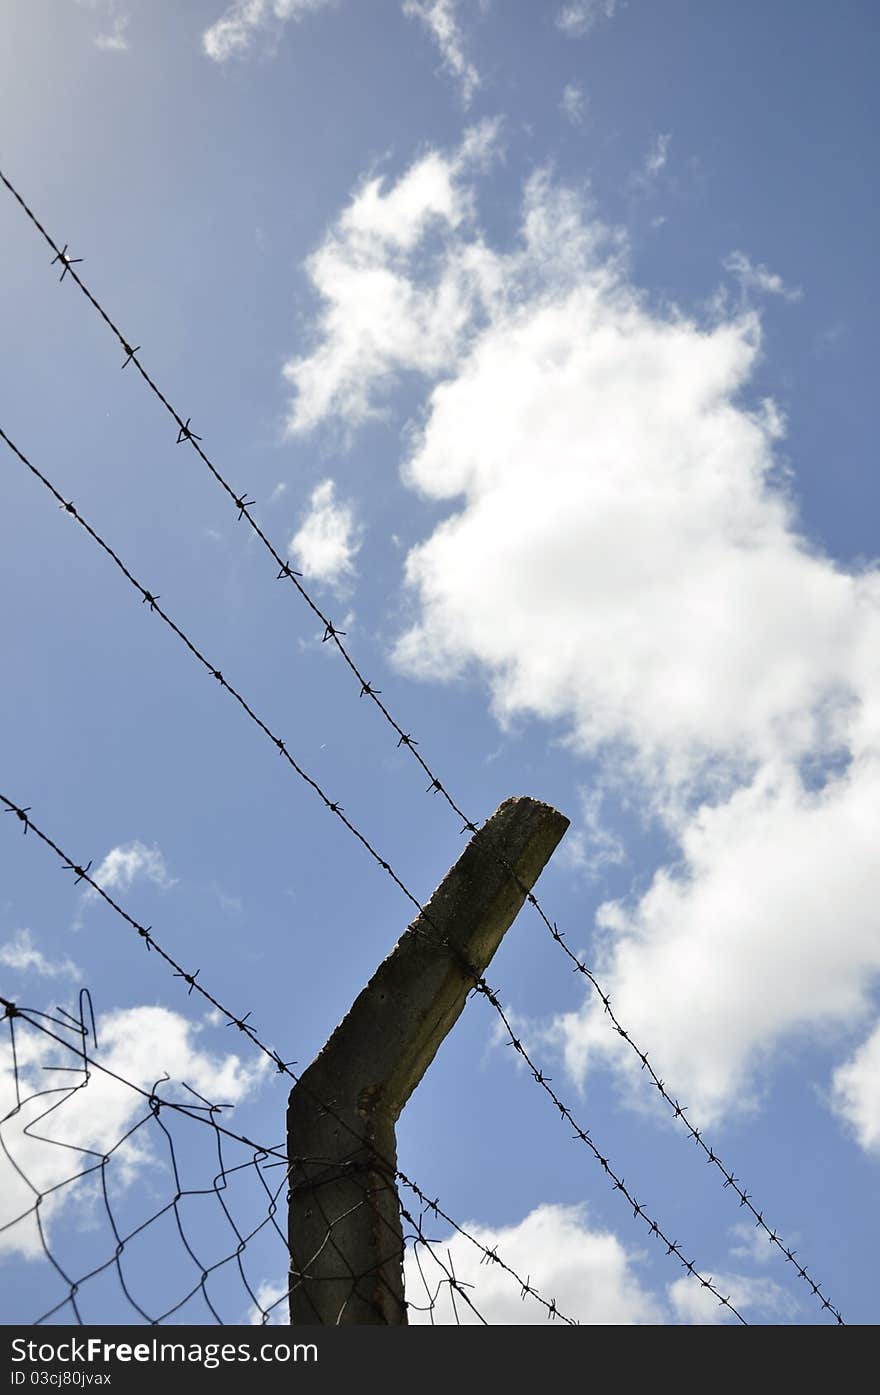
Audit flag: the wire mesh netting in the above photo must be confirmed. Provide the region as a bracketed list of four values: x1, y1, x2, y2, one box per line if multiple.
[1, 995, 584, 1326]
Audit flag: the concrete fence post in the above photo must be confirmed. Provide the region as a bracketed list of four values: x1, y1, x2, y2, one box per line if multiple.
[287, 795, 569, 1325]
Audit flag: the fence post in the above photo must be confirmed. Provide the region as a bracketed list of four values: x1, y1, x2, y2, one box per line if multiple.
[287, 795, 569, 1324]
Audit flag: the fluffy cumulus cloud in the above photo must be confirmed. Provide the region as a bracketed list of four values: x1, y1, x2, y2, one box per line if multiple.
[831, 1021, 880, 1153]
[404, 1203, 661, 1324]
[202, 0, 335, 63]
[249, 1202, 659, 1325]
[0, 1005, 267, 1259]
[289, 479, 361, 586]
[556, 758, 880, 1121]
[283, 120, 499, 433]
[285, 129, 880, 1136]
[403, 1, 480, 105]
[0, 930, 80, 980]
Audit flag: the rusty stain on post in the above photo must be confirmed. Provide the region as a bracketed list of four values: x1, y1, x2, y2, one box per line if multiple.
[287, 795, 569, 1325]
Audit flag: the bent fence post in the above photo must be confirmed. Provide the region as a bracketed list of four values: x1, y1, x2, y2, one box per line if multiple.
[287, 795, 569, 1324]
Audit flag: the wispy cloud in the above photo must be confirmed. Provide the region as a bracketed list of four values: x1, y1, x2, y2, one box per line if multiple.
[74, 0, 130, 51]
[202, 0, 336, 63]
[87, 842, 176, 897]
[557, 788, 625, 880]
[94, 14, 130, 51]
[629, 132, 671, 192]
[403, 0, 480, 106]
[668, 1271, 797, 1324]
[559, 81, 587, 125]
[723, 249, 803, 304]
[205, 0, 481, 101]
[0, 930, 80, 981]
[76, 841, 176, 927]
[556, 1, 618, 39]
[728, 1221, 778, 1267]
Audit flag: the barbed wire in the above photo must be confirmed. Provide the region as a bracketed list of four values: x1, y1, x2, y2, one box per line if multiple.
[1, 996, 502, 1326]
[1, 416, 751, 1322]
[0, 167, 845, 1324]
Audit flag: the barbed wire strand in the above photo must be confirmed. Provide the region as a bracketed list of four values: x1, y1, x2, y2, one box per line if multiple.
[1, 418, 752, 1322]
[0, 168, 845, 1325]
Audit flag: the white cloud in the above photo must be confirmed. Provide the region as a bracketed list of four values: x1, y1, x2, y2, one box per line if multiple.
[555, 759, 880, 1122]
[560, 81, 587, 125]
[403, 1, 480, 105]
[75, 841, 176, 931]
[831, 1020, 880, 1153]
[392, 179, 851, 790]
[404, 1203, 661, 1323]
[668, 1271, 797, 1325]
[629, 132, 671, 192]
[723, 250, 803, 304]
[248, 1204, 660, 1325]
[644, 131, 670, 176]
[556, 1, 618, 38]
[269, 481, 288, 504]
[204, 0, 266, 60]
[73, 0, 130, 50]
[288, 479, 361, 586]
[0, 1005, 267, 1258]
[557, 787, 625, 880]
[0, 930, 80, 981]
[85, 841, 176, 899]
[247, 1278, 289, 1324]
[290, 140, 880, 1129]
[202, 0, 335, 63]
[728, 1221, 777, 1266]
[283, 120, 499, 433]
[94, 14, 129, 50]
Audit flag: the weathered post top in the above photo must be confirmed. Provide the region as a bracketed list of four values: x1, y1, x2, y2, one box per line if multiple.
[287, 795, 568, 1325]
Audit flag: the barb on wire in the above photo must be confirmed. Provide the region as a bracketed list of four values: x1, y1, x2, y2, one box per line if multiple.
[0, 165, 844, 1325]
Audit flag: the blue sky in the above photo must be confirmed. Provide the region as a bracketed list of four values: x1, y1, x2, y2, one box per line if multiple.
[1, 0, 878, 1325]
